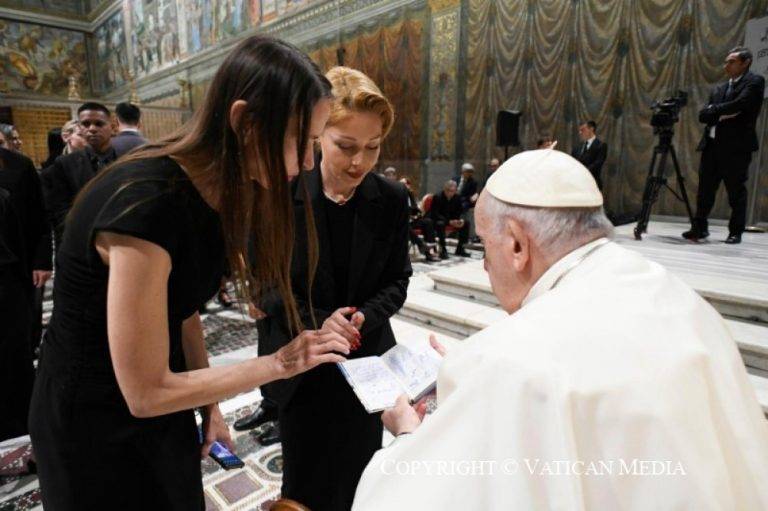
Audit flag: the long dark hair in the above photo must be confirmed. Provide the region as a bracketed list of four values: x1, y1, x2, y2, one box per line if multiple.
[74, 35, 330, 333]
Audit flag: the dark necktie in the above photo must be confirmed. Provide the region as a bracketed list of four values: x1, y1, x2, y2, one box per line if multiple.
[725, 80, 734, 100]
[582, 142, 589, 155]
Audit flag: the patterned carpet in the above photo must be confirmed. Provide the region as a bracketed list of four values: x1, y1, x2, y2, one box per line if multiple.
[1, 246, 478, 510]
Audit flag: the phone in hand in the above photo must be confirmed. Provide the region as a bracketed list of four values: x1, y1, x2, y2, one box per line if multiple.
[209, 441, 245, 470]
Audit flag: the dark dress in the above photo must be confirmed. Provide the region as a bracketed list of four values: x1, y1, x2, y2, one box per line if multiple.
[0, 148, 50, 441]
[29, 156, 225, 510]
[257, 167, 412, 511]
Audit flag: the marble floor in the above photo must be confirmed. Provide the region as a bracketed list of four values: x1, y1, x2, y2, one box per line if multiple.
[0, 247, 480, 511]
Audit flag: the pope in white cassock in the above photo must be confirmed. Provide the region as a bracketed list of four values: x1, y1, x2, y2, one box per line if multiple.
[352, 149, 768, 510]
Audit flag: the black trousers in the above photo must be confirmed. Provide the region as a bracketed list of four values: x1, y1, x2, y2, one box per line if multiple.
[409, 217, 436, 245]
[279, 364, 382, 511]
[694, 142, 752, 235]
[0, 267, 35, 441]
[435, 219, 470, 247]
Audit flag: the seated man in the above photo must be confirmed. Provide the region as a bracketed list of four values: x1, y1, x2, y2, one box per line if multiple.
[427, 180, 470, 259]
[353, 149, 768, 510]
[401, 178, 438, 263]
[454, 162, 479, 211]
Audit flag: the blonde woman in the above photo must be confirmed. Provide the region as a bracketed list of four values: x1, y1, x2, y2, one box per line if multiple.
[255, 67, 411, 510]
[61, 120, 88, 155]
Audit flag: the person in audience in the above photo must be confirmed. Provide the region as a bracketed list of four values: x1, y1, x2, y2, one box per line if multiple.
[28, 36, 347, 511]
[454, 162, 479, 211]
[571, 120, 607, 190]
[41, 128, 66, 169]
[485, 157, 500, 184]
[383, 166, 397, 180]
[0, 124, 23, 154]
[428, 180, 470, 258]
[41, 102, 118, 251]
[537, 134, 556, 149]
[0, 129, 7, 149]
[61, 120, 88, 155]
[0, 146, 51, 442]
[251, 66, 411, 511]
[112, 102, 148, 157]
[401, 177, 439, 262]
[353, 149, 768, 510]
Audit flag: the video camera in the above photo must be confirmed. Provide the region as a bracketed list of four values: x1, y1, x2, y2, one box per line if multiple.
[650, 90, 688, 131]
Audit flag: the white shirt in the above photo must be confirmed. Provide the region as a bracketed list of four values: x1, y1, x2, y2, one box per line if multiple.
[584, 135, 596, 151]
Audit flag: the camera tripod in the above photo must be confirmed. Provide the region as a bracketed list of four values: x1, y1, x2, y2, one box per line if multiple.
[633, 127, 694, 240]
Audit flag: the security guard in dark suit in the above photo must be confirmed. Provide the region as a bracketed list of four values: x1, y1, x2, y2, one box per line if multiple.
[683, 46, 766, 244]
[571, 120, 608, 191]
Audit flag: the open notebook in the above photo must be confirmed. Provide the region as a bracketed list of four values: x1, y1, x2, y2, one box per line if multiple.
[337, 343, 442, 413]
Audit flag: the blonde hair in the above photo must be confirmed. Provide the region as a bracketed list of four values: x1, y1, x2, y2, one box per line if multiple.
[62, 120, 79, 155]
[325, 66, 394, 138]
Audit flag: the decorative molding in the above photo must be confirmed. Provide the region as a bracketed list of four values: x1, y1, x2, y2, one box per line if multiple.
[0, 6, 90, 31]
[0, 92, 187, 112]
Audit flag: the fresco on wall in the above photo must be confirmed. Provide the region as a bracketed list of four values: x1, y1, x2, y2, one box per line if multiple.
[183, 0, 249, 55]
[0, 19, 88, 96]
[127, 0, 180, 77]
[0, 0, 86, 15]
[92, 9, 129, 92]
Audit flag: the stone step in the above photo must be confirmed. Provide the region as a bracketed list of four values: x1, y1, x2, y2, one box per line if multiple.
[429, 260, 768, 325]
[427, 261, 768, 370]
[400, 288, 508, 337]
[390, 316, 463, 353]
[401, 272, 768, 416]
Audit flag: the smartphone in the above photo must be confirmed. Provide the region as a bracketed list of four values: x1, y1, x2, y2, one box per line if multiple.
[198, 425, 245, 470]
[209, 441, 245, 470]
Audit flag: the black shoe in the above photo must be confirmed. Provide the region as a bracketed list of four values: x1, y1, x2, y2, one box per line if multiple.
[257, 423, 281, 446]
[233, 405, 278, 432]
[682, 229, 709, 241]
[724, 233, 742, 244]
[454, 247, 471, 257]
[424, 252, 440, 263]
[439, 248, 449, 260]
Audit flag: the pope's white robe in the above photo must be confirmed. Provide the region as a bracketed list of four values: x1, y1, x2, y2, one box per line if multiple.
[353, 239, 768, 510]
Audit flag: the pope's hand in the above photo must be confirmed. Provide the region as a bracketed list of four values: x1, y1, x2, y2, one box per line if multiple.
[382, 394, 427, 436]
[429, 334, 446, 357]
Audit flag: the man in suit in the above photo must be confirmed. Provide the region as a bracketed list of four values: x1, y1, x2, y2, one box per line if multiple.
[41, 102, 117, 250]
[683, 46, 766, 244]
[453, 162, 479, 211]
[571, 120, 607, 190]
[428, 180, 470, 258]
[112, 102, 148, 158]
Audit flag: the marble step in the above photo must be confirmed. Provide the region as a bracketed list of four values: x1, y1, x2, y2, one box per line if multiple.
[401, 287, 768, 416]
[428, 259, 768, 324]
[428, 269, 768, 372]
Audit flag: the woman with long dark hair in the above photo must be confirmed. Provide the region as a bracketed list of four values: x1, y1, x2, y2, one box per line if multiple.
[28, 36, 350, 510]
[257, 66, 412, 510]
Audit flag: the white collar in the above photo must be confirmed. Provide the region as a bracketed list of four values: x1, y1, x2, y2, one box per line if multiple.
[119, 128, 140, 133]
[586, 136, 596, 146]
[522, 237, 610, 307]
[730, 74, 744, 84]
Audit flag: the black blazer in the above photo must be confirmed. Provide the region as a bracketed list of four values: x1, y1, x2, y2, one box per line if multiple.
[427, 191, 463, 223]
[0, 148, 52, 273]
[258, 167, 413, 406]
[40, 146, 116, 249]
[452, 176, 478, 210]
[571, 138, 607, 189]
[697, 71, 766, 153]
[111, 130, 148, 158]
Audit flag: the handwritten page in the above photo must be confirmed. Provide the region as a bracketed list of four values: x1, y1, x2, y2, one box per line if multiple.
[338, 358, 403, 412]
[382, 343, 441, 399]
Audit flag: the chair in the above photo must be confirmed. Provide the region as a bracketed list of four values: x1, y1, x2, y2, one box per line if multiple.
[269, 498, 311, 511]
